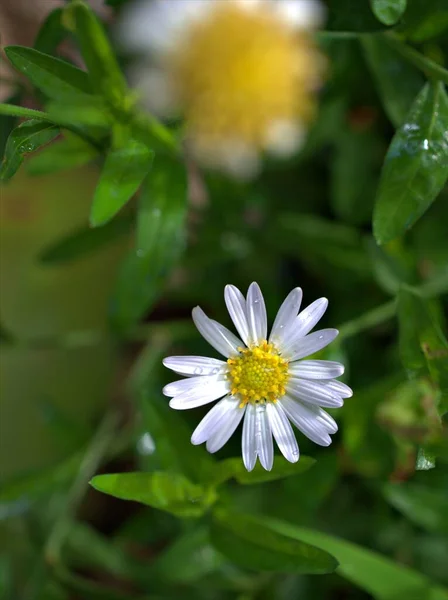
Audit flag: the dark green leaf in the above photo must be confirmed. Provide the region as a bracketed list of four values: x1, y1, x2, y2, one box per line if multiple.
[384, 482, 448, 534]
[90, 471, 217, 518]
[265, 518, 448, 599]
[399, 0, 448, 41]
[212, 456, 315, 486]
[370, 0, 407, 26]
[39, 215, 133, 264]
[0, 92, 21, 159]
[110, 158, 187, 329]
[362, 35, 424, 127]
[150, 527, 224, 583]
[34, 8, 67, 54]
[90, 139, 153, 227]
[373, 82, 448, 244]
[68, 0, 127, 103]
[0, 119, 59, 181]
[4, 45, 92, 100]
[27, 132, 98, 176]
[326, 0, 388, 32]
[210, 509, 338, 574]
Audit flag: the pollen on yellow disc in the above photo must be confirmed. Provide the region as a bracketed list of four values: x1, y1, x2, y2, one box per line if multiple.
[168, 1, 322, 152]
[227, 341, 289, 406]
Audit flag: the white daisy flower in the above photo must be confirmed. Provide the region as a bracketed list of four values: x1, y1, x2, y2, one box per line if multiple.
[163, 283, 352, 471]
[119, 0, 326, 179]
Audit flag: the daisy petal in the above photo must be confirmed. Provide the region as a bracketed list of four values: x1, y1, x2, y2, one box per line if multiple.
[285, 328, 339, 361]
[191, 395, 241, 445]
[169, 379, 230, 410]
[224, 285, 250, 346]
[321, 380, 353, 398]
[242, 403, 257, 471]
[246, 282, 267, 345]
[269, 287, 302, 347]
[163, 356, 226, 376]
[274, 0, 325, 30]
[255, 404, 273, 471]
[266, 402, 299, 463]
[280, 396, 332, 446]
[286, 379, 344, 408]
[282, 298, 328, 350]
[206, 401, 245, 453]
[192, 306, 243, 357]
[315, 407, 338, 434]
[288, 360, 344, 380]
[163, 374, 224, 397]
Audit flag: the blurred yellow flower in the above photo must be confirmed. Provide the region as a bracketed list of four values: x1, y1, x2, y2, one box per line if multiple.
[120, 0, 325, 178]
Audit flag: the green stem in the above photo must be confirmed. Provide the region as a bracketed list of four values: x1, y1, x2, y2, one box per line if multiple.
[384, 33, 448, 85]
[0, 104, 51, 120]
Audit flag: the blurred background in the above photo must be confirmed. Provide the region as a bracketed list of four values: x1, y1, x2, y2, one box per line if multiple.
[1, 1, 447, 599]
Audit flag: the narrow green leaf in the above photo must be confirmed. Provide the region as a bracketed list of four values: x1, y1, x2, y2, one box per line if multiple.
[90, 471, 217, 518]
[27, 132, 98, 176]
[34, 8, 67, 54]
[385, 34, 448, 86]
[212, 456, 315, 486]
[370, 0, 407, 26]
[39, 214, 133, 264]
[0, 119, 59, 181]
[362, 35, 424, 127]
[68, 0, 127, 103]
[90, 139, 153, 227]
[384, 482, 448, 534]
[4, 45, 92, 100]
[398, 0, 448, 41]
[373, 82, 448, 244]
[110, 158, 187, 329]
[1, 92, 21, 158]
[210, 509, 338, 574]
[47, 96, 111, 128]
[264, 518, 448, 599]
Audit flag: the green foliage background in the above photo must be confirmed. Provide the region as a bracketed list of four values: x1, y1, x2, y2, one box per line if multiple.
[0, 0, 447, 599]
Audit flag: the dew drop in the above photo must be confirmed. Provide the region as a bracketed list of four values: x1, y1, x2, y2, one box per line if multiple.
[319, 335, 324, 339]
[212, 367, 220, 374]
[194, 367, 203, 375]
[253, 298, 259, 304]
[279, 324, 284, 329]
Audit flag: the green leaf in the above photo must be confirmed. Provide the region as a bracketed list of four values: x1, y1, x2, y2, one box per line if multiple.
[0, 119, 59, 181]
[370, 0, 407, 26]
[210, 509, 338, 574]
[398, 0, 448, 41]
[90, 471, 217, 518]
[362, 35, 424, 127]
[110, 158, 187, 329]
[90, 139, 153, 227]
[4, 45, 92, 100]
[67, 0, 127, 103]
[27, 133, 98, 176]
[384, 482, 448, 534]
[212, 456, 315, 486]
[373, 82, 448, 244]
[39, 214, 133, 264]
[34, 8, 67, 54]
[326, 0, 389, 32]
[149, 527, 224, 584]
[46, 96, 111, 128]
[367, 237, 415, 295]
[264, 518, 448, 599]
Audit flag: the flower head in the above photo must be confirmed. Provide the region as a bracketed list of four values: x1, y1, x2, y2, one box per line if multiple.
[119, 0, 325, 178]
[163, 283, 352, 471]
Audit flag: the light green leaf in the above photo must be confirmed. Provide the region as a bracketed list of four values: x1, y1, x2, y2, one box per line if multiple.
[362, 35, 424, 127]
[67, 0, 127, 103]
[384, 482, 448, 534]
[212, 456, 315, 486]
[370, 0, 407, 25]
[4, 45, 92, 100]
[90, 471, 217, 518]
[90, 139, 153, 227]
[210, 509, 338, 574]
[27, 133, 98, 176]
[373, 82, 448, 244]
[46, 96, 111, 128]
[264, 518, 448, 599]
[110, 158, 187, 329]
[34, 8, 67, 54]
[39, 214, 133, 264]
[0, 119, 59, 181]
[150, 527, 224, 584]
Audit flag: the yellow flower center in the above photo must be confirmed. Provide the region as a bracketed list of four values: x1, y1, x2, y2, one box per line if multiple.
[227, 341, 289, 406]
[168, 1, 322, 151]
